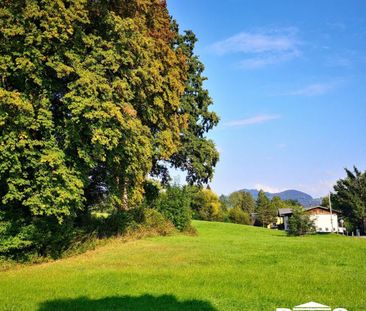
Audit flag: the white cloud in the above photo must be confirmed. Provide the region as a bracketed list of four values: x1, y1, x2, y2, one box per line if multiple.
[211, 28, 301, 69]
[213, 31, 298, 54]
[254, 184, 283, 193]
[225, 114, 281, 127]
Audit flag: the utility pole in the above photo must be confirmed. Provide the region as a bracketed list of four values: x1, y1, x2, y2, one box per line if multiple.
[329, 192, 334, 233]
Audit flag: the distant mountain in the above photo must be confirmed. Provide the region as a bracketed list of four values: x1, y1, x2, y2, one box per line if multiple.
[241, 189, 322, 207]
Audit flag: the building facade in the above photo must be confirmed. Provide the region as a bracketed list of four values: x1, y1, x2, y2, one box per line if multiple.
[278, 206, 343, 233]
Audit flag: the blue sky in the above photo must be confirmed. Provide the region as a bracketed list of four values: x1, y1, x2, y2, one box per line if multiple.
[167, 0, 366, 197]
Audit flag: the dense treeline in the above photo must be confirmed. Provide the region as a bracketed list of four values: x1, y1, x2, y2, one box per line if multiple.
[0, 0, 218, 259]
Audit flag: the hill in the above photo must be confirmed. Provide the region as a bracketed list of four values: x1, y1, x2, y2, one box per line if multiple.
[242, 189, 322, 207]
[0, 221, 365, 310]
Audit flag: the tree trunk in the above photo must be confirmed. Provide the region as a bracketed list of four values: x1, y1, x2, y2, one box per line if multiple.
[116, 176, 129, 211]
[121, 178, 129, 211]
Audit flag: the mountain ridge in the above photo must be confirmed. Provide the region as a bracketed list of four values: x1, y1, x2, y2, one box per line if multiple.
[240, 189, 322, 207]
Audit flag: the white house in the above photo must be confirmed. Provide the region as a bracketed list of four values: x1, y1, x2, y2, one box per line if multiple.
[278, 206, 344, 233]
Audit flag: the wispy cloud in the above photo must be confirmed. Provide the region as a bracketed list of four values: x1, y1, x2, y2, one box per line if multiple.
[326, 55, 353, 68]
[286, 82, 338, 96]
[213, 30, 298, 54]
[240, 51, 300, 69]
[225, 114, 281, 127]
[296, 179, 336, 198]
[326, 22, 347, 31]
[277, 143, 287, 149]
[212, 28, 301, 69]
[326, 49, 366, 69]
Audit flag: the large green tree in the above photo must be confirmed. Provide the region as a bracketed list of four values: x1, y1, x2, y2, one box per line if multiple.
[0, 0, 219, 256]
[332, 167, 366, 234]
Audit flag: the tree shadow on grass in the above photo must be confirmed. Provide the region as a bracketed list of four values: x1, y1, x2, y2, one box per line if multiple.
[38, 294, 218, 311]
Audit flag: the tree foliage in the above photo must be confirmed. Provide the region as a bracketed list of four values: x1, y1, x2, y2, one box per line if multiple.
[228, 208, 251, 225]
[0, 0, 218, 257]
[228, 191, 255, 215]
[155, 185, 191, 231]
[167, 29, 219, 185]
[321, 196, 330, 208]
[189, 188, 223, 221]
[255, 190, 277, 227]
[270, 196, 287, 210]
[332, 167, 366, 234]
[287, 206, 315, 236]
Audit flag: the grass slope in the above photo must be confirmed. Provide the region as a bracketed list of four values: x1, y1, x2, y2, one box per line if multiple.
[0, 221, 365, 310]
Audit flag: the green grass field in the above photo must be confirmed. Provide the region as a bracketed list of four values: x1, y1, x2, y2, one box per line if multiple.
[0, 221, 365, 311]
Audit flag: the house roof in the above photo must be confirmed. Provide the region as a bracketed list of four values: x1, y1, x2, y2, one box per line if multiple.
[305, 206, 342, 214]
[278, 206, 341, 216]
[278, 208, 293, 216]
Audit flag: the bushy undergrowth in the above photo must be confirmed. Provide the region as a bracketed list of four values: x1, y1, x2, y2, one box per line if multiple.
[62, 208, 176, 260]
[0, 184, 194, 263]
[0, 216, 77, 261]
[126, 209, 176, 239]
[0, 207, 177, 267]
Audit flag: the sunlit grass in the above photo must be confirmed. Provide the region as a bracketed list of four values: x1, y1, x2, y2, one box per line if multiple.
[0, 221, 365, 310]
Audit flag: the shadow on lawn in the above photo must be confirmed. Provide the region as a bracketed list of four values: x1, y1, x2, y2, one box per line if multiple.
[38, 294, 217, 311]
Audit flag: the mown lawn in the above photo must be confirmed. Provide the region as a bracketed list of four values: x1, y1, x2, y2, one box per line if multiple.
[0, 221, 365, 310]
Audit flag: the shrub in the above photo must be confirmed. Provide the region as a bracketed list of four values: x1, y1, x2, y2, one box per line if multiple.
[31, 218, 76, 259]
[288, 206, 315, 236]
[141, 209, 175, 236]
[228, 208, 251, 225]
[91, 211, 129, 237]
[0, 214, 76, 260]
[89, 205, 149, 238]
[155, 186, 192, 231]
[0, 220, 35, 260]
[143, 180, 162, 206]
